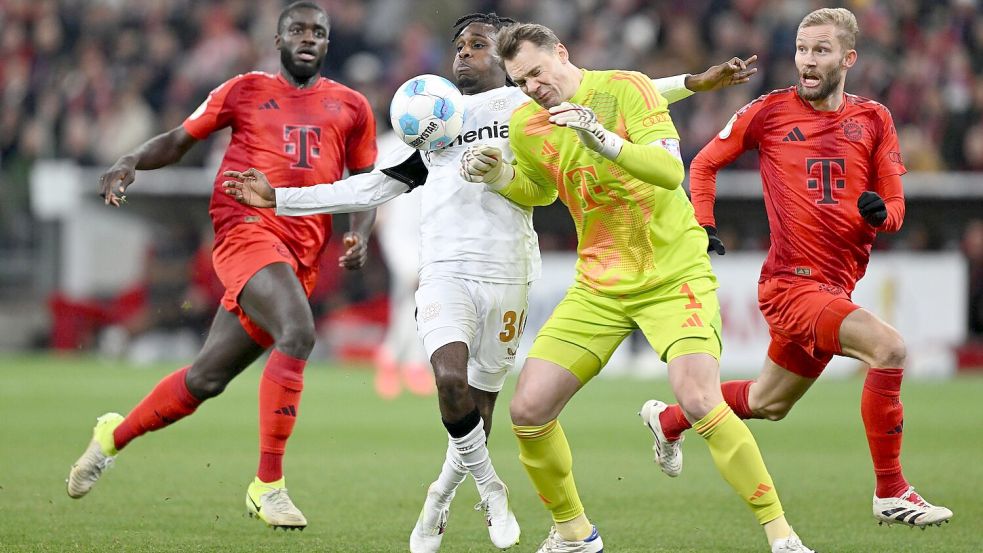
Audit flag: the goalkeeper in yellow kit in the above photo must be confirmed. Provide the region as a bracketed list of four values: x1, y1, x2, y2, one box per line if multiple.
[459, 22, 815, 553]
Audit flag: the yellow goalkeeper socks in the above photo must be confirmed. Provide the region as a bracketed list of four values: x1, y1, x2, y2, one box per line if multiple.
[693, 402, 784, 525]
[513, 419, 587, 531]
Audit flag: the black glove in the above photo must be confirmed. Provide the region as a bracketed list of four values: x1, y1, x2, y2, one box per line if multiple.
[704, 225, 726, 255]
[381, 150, 429, 190]
[857, 191, 887, 227]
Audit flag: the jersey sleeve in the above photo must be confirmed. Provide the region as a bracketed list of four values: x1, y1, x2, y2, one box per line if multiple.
[182, 77, 240, 140]
[345, 93, 378, 172]
[689, 98, 766, 227]
[275, 170, 409, 216]
[872, 107, 907, 180]
[651, 74, 693, 105]
[615, 71, 679, 144]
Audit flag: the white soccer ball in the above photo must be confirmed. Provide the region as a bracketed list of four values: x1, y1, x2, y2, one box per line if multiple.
[390, 74, 465, 151]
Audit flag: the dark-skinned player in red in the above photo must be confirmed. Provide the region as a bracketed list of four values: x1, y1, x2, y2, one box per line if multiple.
[67, 2, 377, 530]
[639, 7, 953, 531]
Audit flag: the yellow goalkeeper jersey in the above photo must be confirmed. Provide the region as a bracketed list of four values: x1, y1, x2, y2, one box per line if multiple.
[508, 69, 712, 296]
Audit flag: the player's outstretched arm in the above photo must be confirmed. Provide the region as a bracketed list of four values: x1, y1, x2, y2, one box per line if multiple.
[99, 126, 198, 207]
[650, 56, 757, 105]
[224, 151, 427, 215]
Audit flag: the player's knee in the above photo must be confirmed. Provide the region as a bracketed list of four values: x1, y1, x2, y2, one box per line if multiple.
[870, 329, 906, 368]
[674, 387, 718, 421]
[509, 392, 550, 426]
[273, 321, 316, 359]
[185, 370, 229, 400]
[757, 400, 794, 421]
[433, 364, 469, 406]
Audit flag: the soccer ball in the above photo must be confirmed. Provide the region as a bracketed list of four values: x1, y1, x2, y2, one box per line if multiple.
[390, 74, 465, 151]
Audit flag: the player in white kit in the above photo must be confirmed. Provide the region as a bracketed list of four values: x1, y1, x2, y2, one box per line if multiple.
[223, 12, 758, 552]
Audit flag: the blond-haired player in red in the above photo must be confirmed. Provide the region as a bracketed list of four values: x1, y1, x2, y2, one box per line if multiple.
[643, 7, 953, 529]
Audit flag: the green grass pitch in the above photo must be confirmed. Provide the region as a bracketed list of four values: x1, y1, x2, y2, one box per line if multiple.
[1, 354, 980, 552]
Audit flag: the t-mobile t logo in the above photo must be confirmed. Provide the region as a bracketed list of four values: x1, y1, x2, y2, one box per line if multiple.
[284, 125, 322, 169]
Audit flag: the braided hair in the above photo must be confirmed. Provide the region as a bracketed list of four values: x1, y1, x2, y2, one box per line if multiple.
[451, 12, 517, 41]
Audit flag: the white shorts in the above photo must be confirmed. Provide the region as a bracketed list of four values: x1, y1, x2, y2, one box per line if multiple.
[415, 276, 530, 392]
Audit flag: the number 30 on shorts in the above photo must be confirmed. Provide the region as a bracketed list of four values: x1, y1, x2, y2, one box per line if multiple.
[498, 310, 527, 342]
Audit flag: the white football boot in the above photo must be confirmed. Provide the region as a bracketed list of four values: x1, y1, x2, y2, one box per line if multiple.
[410, 483, 453, 553]
[245, 477, 307, 530]
[639, 400, 684, 477]
[474, 478, 520, 549]
[873, 486, 953, 528]
[67, 412, 124, 498]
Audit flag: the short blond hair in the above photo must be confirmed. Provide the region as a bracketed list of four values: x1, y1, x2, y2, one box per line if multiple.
[798, 7, 859, 50]
[496, 22, 560, 61]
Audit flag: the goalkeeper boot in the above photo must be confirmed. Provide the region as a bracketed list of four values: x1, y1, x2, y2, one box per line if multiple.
[639, 400, 684, 477]
[410, 482, 453, 553]
[67, 412, 124, 498]
[771, 529, 815, 553]
[246, 477, 307, 530]
[475, 478, 520, 549]
[873, 486, 953, 527]
[536, 526, 603, 553]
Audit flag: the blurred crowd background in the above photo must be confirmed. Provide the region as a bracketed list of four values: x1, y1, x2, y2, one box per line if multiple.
[1, 0, 981, 357]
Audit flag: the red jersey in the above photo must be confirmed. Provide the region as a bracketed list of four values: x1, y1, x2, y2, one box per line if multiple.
[690, 87, 906, 293]
[183, 71, 377, 267]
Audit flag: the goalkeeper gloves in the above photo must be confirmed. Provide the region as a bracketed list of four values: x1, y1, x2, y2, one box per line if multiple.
[380, 150, 429, 190]
[547, 102, 624, 160]
[704, 226, 726, 255]
[459, 145, 514, 189]
[857, 191, 887, 227]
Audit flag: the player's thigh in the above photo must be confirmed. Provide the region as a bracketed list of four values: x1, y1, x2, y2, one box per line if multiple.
[527, 284, 634, 384]
[631, 275, 722, 365]
[189, 307, 267, 388]
[510, 356, 584, 426]
[468, 281, 530, 393]
[749, 355, 817, 416]
[238, 262, 315, 339]
[416, 276, 479, 363]
[759, 277, 859, 363]
[837, 308, 906, 367]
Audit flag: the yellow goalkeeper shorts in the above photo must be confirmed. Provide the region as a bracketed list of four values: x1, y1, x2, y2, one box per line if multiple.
[527, 275, 722, 384]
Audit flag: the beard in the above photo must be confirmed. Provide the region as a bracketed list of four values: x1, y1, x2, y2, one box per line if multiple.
[797, 65, 843, 102]
[280, 48, 321, 81]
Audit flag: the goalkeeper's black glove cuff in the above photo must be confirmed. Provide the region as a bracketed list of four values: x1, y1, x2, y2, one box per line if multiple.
[704, 225, 726, 255]
[381, 150, 429, 190]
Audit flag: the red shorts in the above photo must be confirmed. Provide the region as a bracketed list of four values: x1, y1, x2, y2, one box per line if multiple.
[212, 224, 319, 348]
[757, 276, 860, 378]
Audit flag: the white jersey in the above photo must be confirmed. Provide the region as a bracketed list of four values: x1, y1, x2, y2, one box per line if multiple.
[419, 86, 537, 284]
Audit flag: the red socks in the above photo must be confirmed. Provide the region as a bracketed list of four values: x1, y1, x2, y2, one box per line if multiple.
[659, 380, 754, 441]
[862, 368, 909, 498]
[257, 349, 306, 483]
[113, 366, 202, 451]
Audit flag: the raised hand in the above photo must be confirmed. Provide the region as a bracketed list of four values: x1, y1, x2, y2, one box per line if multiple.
[686, 55, 759, 92]
[222, 168, 276, 208]
[548, 102, 623, 159]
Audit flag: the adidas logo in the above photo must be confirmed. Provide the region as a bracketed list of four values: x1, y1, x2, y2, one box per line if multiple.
[274, 405, 297, 416]
[782, 127, 806, 142]
[259, 98, 280, 110]
[681, 313, 704, 328]
[748, 483, 773, 501]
